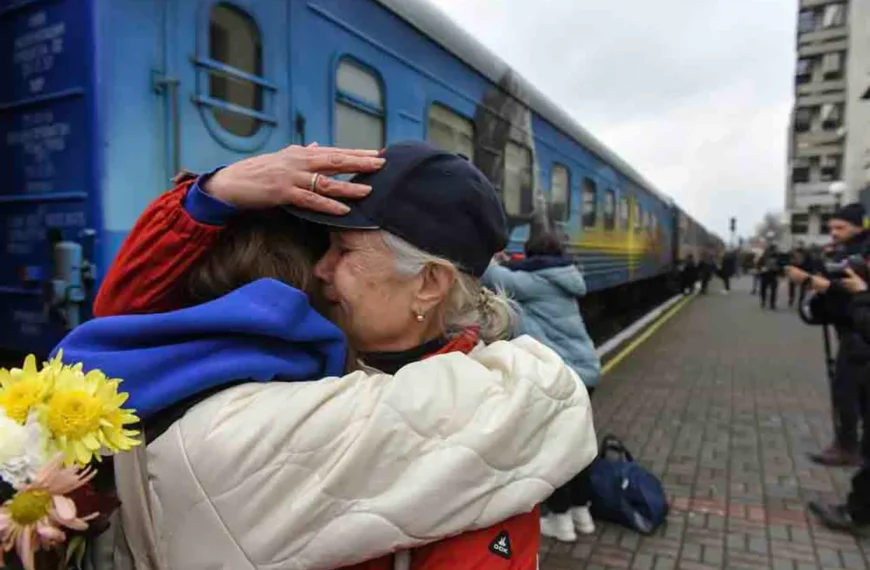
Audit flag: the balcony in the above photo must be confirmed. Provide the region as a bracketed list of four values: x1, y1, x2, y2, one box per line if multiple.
[793, 131, 844, 146]
[798, 40, 849, 57]
[792, 183, 839, 209]
[798, 27, 849, 45]
[797, 92, 846, 106]
[796, 79, 846, 96]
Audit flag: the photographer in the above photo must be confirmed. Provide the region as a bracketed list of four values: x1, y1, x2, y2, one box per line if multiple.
[786, 203, 870, 467]
[758, 244, 785, 310]
[809, 264, 870, 533]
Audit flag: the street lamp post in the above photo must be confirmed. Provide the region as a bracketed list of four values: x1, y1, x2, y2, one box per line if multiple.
[830, 181, 847, 209]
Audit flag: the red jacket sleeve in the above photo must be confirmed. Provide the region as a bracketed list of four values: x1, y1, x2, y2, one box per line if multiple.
[409, 509, 540, 570]
[92, 177, 225, 317]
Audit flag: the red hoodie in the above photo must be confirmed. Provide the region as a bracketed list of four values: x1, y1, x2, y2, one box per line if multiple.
[94, 179, 541, 570]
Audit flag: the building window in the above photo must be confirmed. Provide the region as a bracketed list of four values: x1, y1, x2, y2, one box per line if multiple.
[791, 213, 809, 235]
[821, 213, 833, 234]
[821, 51, 845, 80]
[798, 9, 817, 33]
[603, 190, 616, 230]
[792, 163, 811, 183]
[794, 107, 813, 133]
[503, 142, 533, 216]
[427, 104, 474, 160]
[821, 103, 843, 130]
[822, 3, 846, 28]
[208, 3, 264, 137]
[618, 196, 629, 230]
[796, 58, 813, 84]
[582, 178, 597, 228]
[550, 163, 570, 221]
[335, 59, 385, 150]
[820, 154, 842, 181]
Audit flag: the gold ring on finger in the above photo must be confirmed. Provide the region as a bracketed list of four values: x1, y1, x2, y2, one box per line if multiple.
[309, 173, 322, 193]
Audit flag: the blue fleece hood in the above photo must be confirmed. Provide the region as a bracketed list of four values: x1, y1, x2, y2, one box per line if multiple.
[52, 279, 347, 420]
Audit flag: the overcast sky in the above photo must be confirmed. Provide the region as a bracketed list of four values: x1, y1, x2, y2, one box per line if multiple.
[429, 0, 796, 239]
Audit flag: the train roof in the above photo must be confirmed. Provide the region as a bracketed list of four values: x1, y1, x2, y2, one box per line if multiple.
[376, 0, 674, 206]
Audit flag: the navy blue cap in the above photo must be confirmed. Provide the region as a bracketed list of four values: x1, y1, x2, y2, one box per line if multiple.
[286, 140, 508, 277]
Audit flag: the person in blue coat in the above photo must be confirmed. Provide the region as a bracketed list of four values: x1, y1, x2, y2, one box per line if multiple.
[484, 231, 600, 542]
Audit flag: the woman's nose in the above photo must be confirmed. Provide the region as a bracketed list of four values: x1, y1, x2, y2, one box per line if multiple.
[313, 252, 335, 282]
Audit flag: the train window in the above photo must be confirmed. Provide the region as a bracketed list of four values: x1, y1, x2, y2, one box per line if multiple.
[428, 104, 474, 160]
[550, 163, 570, 221]
[604, 190, 616, 230]
[208, 3, 264, 137]
[503, 142, 533, 216]
[633, 202, 642, 232]
[335, 59, 385, 150]
[618, 196, 628, 230]
[582, 178, 597, 228]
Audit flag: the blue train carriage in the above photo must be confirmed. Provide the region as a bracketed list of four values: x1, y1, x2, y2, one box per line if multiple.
[0, 0, 683, 357]
[676, 208, 722, 264]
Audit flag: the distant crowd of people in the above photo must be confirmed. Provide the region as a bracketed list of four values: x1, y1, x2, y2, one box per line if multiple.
[678, 249, 738, 296]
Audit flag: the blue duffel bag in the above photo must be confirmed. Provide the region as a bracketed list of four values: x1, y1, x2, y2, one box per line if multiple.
[588, 435, 669, 534]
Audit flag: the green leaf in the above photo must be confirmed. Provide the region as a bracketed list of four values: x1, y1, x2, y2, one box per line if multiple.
[64, 535, 87, 568]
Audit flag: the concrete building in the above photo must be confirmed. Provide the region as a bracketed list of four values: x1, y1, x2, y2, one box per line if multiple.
[786, 0, 870, 246]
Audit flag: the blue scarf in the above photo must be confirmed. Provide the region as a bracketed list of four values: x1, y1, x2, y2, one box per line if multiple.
[52, 279, 347, 419]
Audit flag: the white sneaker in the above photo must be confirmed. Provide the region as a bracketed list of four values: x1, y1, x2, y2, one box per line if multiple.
[571, 505, 596, 535]
[540, 512, 577, 542]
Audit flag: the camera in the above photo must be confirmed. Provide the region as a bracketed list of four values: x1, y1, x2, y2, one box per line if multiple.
[823, 253, 869, 280]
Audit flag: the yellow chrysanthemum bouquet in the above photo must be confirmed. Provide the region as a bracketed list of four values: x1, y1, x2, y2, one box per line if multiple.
[0, 352, 140, 570]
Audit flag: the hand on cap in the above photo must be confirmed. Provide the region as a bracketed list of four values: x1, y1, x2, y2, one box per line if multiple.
[203, 143, 385, 214]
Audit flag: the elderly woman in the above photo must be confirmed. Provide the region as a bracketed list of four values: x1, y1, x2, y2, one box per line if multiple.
[484, 232, 600, 542]
[57, 142, 596, 570]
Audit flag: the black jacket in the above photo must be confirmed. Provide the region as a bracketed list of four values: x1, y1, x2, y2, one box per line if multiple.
[806, 232, 870, 362]
[852, 293, 870, 346]
[807, 232, 870, 328]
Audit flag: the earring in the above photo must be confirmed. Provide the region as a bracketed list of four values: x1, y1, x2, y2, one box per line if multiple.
[415, 311, 425, 322]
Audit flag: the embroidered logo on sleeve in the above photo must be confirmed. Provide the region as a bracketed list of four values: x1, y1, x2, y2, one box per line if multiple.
[488, 531, 512, 560]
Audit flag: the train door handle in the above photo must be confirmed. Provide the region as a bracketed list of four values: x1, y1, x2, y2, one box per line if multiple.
[153, 73, 182, 177]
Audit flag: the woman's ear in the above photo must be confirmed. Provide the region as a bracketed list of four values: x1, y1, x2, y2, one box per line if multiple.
[414, 264, 455, 314]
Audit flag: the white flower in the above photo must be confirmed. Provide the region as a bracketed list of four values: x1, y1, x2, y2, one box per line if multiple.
[0, 408, 49, 489]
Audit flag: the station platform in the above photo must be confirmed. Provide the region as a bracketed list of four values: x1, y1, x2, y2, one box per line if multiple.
[539, 277, 868, 570]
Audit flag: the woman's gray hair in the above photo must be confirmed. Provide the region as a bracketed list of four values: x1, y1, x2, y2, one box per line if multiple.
[381, 231, 517, 344]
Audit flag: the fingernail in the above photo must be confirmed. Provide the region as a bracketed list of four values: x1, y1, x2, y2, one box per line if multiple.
[372, 158, 386, 165]
[358, 185, 372, 194]
[337, 204, 350, 214]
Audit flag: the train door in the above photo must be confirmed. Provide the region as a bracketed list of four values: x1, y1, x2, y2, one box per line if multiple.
[0, 0, 97, 355]
[156, 0, 290, 181]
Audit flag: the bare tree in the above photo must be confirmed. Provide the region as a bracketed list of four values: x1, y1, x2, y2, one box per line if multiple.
[754, 211, 785, 242]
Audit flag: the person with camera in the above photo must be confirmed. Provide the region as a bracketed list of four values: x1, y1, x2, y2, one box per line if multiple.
[757, 244, 784, 310]
[809, 261, 870, 533]
[786, 203, 870, 467]
[788, 243, 811, 309]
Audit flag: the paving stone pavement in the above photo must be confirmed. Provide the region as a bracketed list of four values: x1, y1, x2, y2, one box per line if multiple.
[539, 277, 870, 570]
